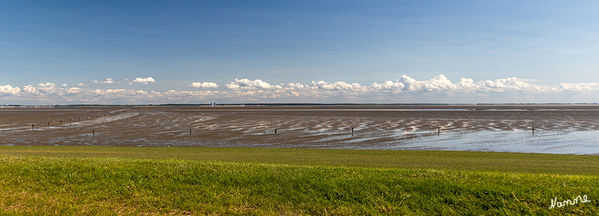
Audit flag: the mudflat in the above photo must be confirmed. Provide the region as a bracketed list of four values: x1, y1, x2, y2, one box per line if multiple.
[1, 105, 599, 153]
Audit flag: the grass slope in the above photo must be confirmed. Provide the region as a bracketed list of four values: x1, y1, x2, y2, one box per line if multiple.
[0, 146, 598, 215]
[2, 146, 599, 175]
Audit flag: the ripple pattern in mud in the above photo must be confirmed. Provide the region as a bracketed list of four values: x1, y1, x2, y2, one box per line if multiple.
[1, 106, 599, 154]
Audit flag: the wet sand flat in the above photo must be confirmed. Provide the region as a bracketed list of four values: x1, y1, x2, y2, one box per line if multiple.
[1, 105, 599, 154]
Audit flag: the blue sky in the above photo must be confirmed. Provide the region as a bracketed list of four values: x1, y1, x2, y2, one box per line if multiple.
[1, 0, 599, 104]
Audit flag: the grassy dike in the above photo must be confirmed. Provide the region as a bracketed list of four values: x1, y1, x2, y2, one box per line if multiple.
[0, 146, 598, 215]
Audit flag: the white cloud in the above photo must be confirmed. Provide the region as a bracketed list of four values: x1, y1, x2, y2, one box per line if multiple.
[92, 78, 116, 84]
[225, 78, 282, 90]
[312, 81, 366, 91]
[23, 85, 39, 95]
[0, 85, 20, 95]
[92, 88, 148, 96]
[23, 83, 60, 95]
[285, 83, 305, 89]
[38, 83, 56, 88]
[460, 77, 550, 92]
[400, 75, 457, 92]
[369, 75, 552, 93]
[130, 77, 155, 85]
[190, 82, 219, 88]
[371, 80, 405, 92]
[66, 87, 82, 94]
[370, 75, 457, 92]
[560, 82, 599, 92]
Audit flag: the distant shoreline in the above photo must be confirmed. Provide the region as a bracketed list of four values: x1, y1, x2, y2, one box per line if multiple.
[3, 103, 599, 110]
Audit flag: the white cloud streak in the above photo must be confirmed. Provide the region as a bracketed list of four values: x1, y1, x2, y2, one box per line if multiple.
[190, 82, 219, 88]
[225, 78, 282, 90]
[130, 77, 155, 85]
[560, 82, 599, 92]
[92, 78, 116, 84]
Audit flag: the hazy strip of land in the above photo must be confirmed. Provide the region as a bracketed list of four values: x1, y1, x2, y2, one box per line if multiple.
[3, 103, 599, 109]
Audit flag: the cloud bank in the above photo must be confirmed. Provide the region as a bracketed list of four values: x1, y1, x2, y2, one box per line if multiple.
[2, 75, 599, 104]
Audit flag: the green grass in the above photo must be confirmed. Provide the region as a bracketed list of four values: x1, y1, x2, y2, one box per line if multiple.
[0, 146, 598, 215]
[3, 146, 599, 175]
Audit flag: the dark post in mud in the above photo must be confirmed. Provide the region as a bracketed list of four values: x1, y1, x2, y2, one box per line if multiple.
[274, 129, 278, 134]
[351, 127, 354, 136]
[92, 130, 95, 137]
[31, 124, 34, 131]
[532, 126, 535, 135]
[189, 129, 192, 136]
[437, 126, 441, 135]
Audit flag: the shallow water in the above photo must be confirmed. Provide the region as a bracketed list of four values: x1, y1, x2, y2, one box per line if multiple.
[376, 130, 599, 155]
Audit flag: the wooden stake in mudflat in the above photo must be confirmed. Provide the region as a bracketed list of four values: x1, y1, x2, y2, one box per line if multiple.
[274, 129, 278, 134]
[189, 129, 192, 136]
[351, 127, 354, 136]
[532, 126, 535, 135]
[31, 124, 34, 131]
[92, 130, 95, 137]
[437, 126, 441, 135]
